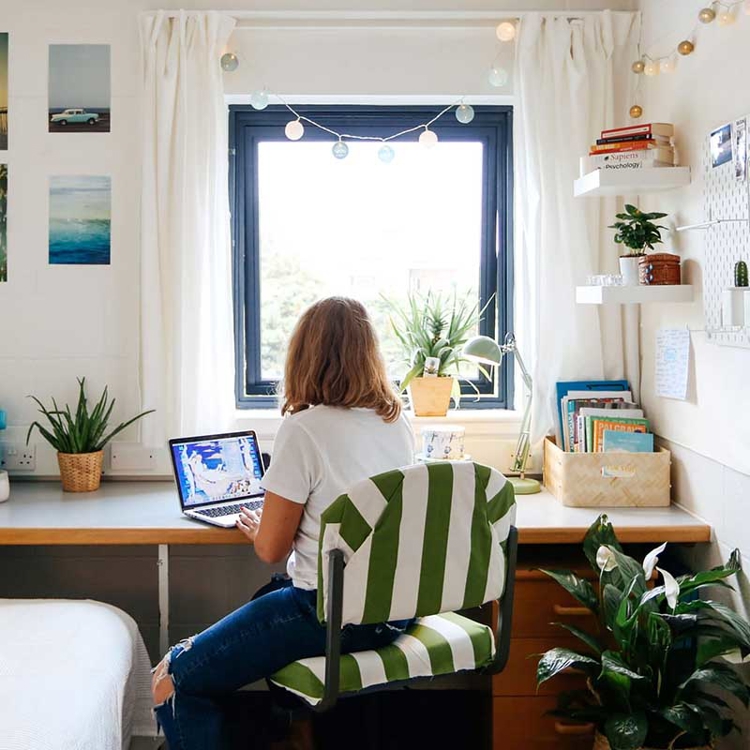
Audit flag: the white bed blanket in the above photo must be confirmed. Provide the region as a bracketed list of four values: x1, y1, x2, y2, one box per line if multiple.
[0, 599, 157, 750]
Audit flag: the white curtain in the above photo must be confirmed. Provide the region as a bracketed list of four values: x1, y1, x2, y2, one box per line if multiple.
[139, 10, 237, 444]
[513, 11, 641, 443]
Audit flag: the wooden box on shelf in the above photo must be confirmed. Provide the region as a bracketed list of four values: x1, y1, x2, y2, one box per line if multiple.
[543, 437, 670, 508]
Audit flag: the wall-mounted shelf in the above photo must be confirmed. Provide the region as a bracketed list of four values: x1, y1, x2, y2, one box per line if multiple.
[576, 285, 694, 305]
[574, 167, 691, 198]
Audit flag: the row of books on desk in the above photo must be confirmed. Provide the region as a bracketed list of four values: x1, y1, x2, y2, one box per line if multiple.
[556, 380, 654, 454]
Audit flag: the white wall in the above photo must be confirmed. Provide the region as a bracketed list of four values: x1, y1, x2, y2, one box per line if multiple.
[0, 0, 634, 477]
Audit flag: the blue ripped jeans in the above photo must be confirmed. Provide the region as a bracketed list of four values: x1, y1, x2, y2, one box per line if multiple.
[154, 579, 411, 750]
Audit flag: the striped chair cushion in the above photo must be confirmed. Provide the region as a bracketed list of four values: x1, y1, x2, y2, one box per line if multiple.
[317, 461, 516, 626]
[269, 611, 494, 706]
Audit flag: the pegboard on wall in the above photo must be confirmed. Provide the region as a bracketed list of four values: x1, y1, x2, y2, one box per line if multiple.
[701, 124, 750, 349]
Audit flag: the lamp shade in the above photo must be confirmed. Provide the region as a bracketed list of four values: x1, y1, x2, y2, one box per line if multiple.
[463, 335, 503, 366]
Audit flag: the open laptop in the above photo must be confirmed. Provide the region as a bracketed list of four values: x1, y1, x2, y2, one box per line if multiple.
[169, 431, 265, 528]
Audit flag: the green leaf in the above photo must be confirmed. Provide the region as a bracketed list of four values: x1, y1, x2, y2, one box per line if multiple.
[659, 703, 705, 738]
[680, 663, 750, 707]
[553, 623, 605, 655]
[536, 648, 599, 686]
[603, 712, 648, 750]
[601, 650, 647, 682]
[696, 635, 750, 667]
[582, 514, 623, 571]
[538, 569, 599, 613]
[677, 551, 742, 597]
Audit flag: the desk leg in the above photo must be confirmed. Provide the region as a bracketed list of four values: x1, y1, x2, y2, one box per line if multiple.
[158, 544, 169, 655]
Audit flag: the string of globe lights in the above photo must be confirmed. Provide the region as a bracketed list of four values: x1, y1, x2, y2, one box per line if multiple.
[219, 20, 516, 162]
[628, 0, 750, 120]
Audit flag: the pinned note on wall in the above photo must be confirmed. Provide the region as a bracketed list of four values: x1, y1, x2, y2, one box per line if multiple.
[655, 328, 690, 400]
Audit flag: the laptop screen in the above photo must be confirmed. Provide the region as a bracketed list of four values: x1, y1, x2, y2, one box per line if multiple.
[170, 431, 264, 509]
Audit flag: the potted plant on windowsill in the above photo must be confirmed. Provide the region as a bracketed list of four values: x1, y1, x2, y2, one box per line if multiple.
[384, 289, 491, 417]
[537, 515, 750, 750]
[27, 378, 154, 492]
[609, 205, 668, 286]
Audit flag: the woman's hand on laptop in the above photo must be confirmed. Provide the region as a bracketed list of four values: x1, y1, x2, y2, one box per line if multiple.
[236, 506, 263, 542]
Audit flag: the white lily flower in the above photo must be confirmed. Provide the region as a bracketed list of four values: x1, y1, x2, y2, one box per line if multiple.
[597, 545, 618, 572]
[658, 567, 680, 610]
[643, 542, 668, 579]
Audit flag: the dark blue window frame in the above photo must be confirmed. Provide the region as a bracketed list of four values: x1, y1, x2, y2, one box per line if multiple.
[229, 104, 514, 409]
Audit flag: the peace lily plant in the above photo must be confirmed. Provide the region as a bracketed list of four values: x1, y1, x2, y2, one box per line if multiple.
[537, 515, 750, 750]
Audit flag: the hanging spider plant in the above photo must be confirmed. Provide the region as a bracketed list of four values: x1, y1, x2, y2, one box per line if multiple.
[383, 289, 494, 404]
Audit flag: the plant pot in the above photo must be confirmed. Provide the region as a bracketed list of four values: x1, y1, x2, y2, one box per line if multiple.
[619, 255, 644, 286]
[594, 731, 709, 750]
[57, 451, 103, 492]
[408, 377, 454, 417]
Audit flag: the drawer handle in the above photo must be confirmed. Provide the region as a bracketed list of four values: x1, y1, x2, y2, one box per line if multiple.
[554, 721, 595, 736]
[553, 604, 593, 617]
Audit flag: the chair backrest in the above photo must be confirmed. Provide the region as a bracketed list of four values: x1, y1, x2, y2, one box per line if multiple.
[317, 461, 516, 626]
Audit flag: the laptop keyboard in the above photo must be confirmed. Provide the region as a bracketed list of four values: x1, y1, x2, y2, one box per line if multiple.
[194, 499, 263, 518]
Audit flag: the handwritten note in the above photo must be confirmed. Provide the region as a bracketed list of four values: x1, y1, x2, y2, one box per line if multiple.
[655, 328, 690, 400]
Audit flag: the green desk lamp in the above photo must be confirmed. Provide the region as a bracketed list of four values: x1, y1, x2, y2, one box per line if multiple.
[463, 332, 541, 495]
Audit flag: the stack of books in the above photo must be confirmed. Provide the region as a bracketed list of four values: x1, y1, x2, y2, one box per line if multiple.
[556, 380, 655, 454]
[580, 122, 677, 175]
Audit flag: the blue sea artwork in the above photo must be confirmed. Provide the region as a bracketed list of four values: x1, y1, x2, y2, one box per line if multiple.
[49, 175, 111, 265]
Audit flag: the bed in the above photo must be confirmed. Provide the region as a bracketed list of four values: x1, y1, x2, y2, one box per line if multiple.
[0, 599, 157, 750]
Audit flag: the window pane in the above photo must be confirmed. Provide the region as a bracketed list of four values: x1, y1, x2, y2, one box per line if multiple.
[257, 140, 484, 381]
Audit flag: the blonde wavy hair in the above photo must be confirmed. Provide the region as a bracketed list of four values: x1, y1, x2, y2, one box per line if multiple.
[280, 297, 402, 423]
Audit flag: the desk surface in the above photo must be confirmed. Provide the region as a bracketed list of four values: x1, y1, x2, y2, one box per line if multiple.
[0, 481, 711, 546]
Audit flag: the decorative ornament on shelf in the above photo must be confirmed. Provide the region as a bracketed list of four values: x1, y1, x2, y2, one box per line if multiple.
[418, 127, 438, 148]
[495, 21, 516, 42]
[488, 66, 509, 87]
[249, 89, 269, 111]
[284, 118, 304, 141]
[220, 52, 239, 71]
[331, 139, 349, 160]
[629, 104, 643, 119]
[698, 6, 717, 23]
[677, 39, 695, 55]
[455, 103, 475, 124]
[378, 144, 395, 163]
[631, 60, 646, 74]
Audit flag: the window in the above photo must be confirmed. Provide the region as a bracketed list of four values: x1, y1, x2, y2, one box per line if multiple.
[230, 105, 513, 408]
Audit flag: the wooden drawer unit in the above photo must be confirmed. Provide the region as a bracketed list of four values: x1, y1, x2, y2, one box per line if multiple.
[493, 697, 594, 750]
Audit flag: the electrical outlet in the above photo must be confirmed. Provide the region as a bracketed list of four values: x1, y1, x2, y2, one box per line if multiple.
[0, 442, 37, 471]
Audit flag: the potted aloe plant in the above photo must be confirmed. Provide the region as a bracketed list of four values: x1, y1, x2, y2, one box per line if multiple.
[609, 205, 669, 286]
[27, 378, 154, 492]
[537, 515, 750, 750]
[384, 290, 491, 417]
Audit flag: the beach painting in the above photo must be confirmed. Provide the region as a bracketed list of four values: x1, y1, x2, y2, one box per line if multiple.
[49, 44, 110, 133]
[49, 176, 111, 265]
[0, 164, 7, 282]
[0, 33, 8, 149]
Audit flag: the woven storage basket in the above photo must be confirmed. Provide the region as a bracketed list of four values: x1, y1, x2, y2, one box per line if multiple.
[594, 732, 708, 750]
[58, 451, 103, 492]
[543, 437, 670, 507]
[639, 253, 681, 285]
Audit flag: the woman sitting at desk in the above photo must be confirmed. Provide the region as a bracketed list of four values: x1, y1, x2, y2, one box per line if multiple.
[151, 297, 415, 750]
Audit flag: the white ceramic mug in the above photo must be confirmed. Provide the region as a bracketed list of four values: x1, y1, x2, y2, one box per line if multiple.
[421, 426, 465, 460]
[0, 470, 9, 503]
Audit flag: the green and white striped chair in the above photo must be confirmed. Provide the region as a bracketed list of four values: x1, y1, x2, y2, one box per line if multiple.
[270, 460, 518, 710]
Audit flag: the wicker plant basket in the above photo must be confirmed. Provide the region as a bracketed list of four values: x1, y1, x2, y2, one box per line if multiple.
[594, 731, 709, 750]
[408, 377, 454, 417]
[57, 451, 104, 492]
[639, 253, 681, 285]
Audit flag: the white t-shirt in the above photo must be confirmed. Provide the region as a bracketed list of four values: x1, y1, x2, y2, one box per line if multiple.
[260, 405, 415, 590]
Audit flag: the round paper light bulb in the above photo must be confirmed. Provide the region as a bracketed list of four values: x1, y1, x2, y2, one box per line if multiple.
[630, 105, 643, 119]
[250, 89, 269, 110]
[378, 144, 395, 163]
[677, 40, 695, 56]
[717, 10, 735, 25]
[698, 7, 716, 23]
[455, 104, 475, 124]
[220, 52, 239, 72]
[631, 60, 646, 74]
[643, 60, 660, 77]
[285, 119, 304, 141]
[495, 22, 517, 42]
[660, 58, 676, 74]
[419, 128, 438, 148]
[332, 140, 349, 160]
[488, 66, 509, 88]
